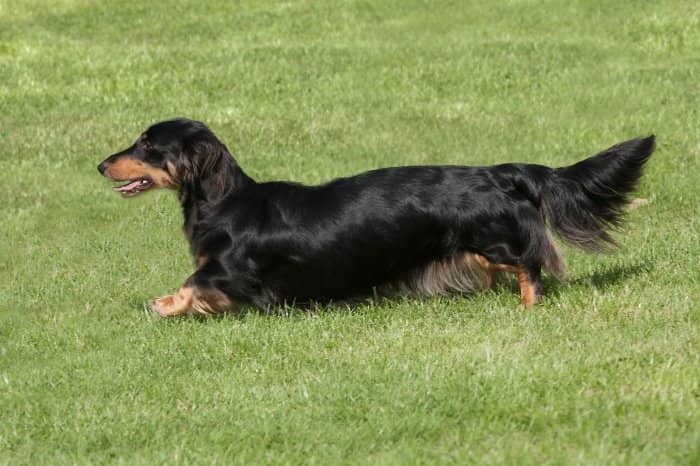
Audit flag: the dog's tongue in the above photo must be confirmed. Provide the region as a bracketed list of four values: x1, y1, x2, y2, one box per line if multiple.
[114, 179, 148, 192]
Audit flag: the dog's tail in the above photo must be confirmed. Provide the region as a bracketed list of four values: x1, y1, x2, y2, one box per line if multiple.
[540, 135, 655, 253]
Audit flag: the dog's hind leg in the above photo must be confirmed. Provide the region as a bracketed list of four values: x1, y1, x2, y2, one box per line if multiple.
[473, 254, 498, 289]
[473, 255, 542, 308]
[472, 206, 561, 307]
[516, 266, 542, 308]
[513, 227, 563, 306]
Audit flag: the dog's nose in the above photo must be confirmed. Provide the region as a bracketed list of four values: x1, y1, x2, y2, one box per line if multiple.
[97, 162, 107, 175]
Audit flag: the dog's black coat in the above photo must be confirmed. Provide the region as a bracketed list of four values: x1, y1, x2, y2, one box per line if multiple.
[99, 119, 654, 310]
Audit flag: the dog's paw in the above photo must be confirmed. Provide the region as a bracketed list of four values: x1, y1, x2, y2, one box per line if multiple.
[148, 295, 175, 317]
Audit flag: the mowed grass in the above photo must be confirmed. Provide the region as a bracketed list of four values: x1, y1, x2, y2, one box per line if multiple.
[1, 0, 699, 464]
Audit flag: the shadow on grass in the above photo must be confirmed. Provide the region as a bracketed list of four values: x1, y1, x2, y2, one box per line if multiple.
[544, 261, 653, 299]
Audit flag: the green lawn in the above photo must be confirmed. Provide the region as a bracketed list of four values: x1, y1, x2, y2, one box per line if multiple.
[1, 0, 699, 464]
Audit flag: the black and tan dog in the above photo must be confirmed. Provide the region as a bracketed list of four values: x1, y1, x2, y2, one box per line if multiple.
[98, 119, 654, 316]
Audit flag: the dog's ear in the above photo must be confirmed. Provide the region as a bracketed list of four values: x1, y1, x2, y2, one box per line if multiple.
[178, 134, 236, 201]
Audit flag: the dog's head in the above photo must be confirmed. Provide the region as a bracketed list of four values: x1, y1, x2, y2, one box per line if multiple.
[98, 119, 236, 198]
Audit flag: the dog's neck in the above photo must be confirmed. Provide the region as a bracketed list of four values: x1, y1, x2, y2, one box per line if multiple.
[178, 158, 253, 248]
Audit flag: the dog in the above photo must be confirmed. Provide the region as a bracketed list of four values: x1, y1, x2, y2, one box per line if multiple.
[98, 119, 655, 316]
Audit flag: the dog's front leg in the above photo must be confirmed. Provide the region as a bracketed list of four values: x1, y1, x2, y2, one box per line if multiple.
[149, 275, 235, 317]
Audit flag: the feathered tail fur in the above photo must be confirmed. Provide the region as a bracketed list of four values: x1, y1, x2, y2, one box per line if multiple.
[541, 135, 655, 252]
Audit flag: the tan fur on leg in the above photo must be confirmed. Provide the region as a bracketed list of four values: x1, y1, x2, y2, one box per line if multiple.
[517, 270, 537, 308]
[473, 256, 538, 307]
[149, 285, 234, 317]
[473, 254, 497, 288]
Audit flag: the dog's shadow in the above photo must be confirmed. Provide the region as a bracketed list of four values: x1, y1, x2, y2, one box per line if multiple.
[541, 261, 652, 299]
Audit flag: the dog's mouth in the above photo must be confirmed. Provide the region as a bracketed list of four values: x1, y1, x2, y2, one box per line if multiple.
[113, 178, 154, 197]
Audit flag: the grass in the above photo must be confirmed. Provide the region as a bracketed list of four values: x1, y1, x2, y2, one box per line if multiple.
[1, 0, 699, 464]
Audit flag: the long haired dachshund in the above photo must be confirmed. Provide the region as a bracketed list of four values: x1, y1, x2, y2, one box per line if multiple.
[98, 119, 654, 316]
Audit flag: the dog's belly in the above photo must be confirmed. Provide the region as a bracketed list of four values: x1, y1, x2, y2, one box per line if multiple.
[239, 225, 484, 306]
[250, 251, 491, 306]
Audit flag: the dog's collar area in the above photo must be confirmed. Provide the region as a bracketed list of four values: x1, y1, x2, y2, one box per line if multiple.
[113, 178, 154, 197]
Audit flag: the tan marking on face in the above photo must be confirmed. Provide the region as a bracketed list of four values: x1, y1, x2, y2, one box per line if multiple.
[149, 285, 234, 317]
[103, 156, 175, 188]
